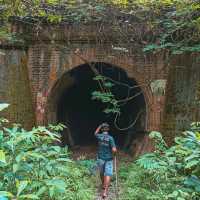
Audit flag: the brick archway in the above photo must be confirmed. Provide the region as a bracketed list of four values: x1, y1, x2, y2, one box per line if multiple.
[0, 22, 172, 153]
[44, 61, 150, 148]
[28, 45, 166, 137]
[44, 62, 152, 127]
[37, 47, 154, 128]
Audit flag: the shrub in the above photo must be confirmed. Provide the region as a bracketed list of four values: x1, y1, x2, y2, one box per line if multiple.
[120, 123, 200, 200]
[0, 104, 94, 200]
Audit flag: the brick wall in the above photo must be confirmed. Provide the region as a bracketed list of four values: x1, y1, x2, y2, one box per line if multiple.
[26, 40, 168, 132]
[0, 49, 35, 129]
[2, 24, 199, 146]
[162, 54, 200, 143]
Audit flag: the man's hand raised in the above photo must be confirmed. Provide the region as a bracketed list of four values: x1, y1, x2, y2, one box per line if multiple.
[94, 124, 102, 135]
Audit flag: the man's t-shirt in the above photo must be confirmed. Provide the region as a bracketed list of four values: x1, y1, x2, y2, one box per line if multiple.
[95, 132, 116, 161]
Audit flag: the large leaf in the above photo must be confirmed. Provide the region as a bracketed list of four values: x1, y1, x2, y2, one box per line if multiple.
[19, 194, 39, 199]
[51, 146, 61, 152]
[17, 181, 28, 196]
[46, 179, 66, 193]
[185, 160, 199, 169]
[0, 191, 13, 198]
[36, 186, 47, 196]
[0, 150, 6, 163]
[184, 176, 200, 192]
[46, 179, 66, 188]
[0, 104, 9, 111]
[26, 152, 46, 161]
[185, 153, 200, 162]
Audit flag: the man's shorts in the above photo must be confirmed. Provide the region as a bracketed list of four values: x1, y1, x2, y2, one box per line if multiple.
[96, 159, 113, 176]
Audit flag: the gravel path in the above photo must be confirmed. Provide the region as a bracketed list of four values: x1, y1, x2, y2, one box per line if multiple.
[95, 182, 119, 200]
[71, 146, 132, 200]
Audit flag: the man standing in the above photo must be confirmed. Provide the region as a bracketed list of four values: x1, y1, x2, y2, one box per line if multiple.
[94, 123, 117, 198]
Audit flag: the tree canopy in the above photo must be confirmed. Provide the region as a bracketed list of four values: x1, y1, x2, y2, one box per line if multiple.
[0, 0, 200, 54]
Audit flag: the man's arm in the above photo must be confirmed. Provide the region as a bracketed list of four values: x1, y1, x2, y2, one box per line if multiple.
[112, 147, 117, 154]
[110, 137, 117, 156]
[94, 124, 102, 135]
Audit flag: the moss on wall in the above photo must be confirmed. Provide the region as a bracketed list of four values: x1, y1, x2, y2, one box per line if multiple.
[0, 49, 35, 129]
[162, 54, 200, 144]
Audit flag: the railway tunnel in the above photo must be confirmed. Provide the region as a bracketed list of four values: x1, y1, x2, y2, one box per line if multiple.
[48, 62, 147, 151]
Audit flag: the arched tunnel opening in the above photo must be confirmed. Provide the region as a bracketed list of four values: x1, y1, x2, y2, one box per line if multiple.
[55, 62, 146, 151]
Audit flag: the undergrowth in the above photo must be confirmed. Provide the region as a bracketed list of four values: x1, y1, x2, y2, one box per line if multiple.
[0, 104, 95, 200]
[119, 123, 200, 200]
[1, 102, 200, 200]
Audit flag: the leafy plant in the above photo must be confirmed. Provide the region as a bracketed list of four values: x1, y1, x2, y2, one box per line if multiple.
[0, 104, 94, 200]
[119, 122, 200, 200]
[92, 75, 120, 114]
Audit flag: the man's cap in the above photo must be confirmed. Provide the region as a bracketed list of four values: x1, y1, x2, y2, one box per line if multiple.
[101, 122, 110, 128]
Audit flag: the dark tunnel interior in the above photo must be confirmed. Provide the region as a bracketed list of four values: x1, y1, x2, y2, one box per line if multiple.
[57, 63, 146, 150]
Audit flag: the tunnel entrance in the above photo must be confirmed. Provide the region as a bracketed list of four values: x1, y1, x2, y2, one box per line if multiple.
[55, 63, 146, 150]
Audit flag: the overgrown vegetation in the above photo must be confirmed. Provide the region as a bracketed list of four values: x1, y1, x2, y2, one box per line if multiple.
[1, 1, 200, 199]
[0, 104, 94, 200]
[92, 75, 120, 115]
[119, 123, 200, 200]
[2, 102, 200, 199]
[0, 0, 199, 51]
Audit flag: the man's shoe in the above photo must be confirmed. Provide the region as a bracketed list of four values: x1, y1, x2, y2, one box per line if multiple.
[101, 187, 108, 199]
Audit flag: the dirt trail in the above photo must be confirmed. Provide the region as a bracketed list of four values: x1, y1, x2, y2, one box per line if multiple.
[95, 183, 118, 200]
[71, 145, 97, 160]
[72, 146, 132, 200]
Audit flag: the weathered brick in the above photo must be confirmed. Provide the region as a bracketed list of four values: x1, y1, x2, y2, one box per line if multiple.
[0, 24, 199, 150]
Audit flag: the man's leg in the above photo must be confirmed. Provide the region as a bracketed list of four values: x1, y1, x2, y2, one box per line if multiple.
[97, 159, 105, 187]
[102, 161, 113, 198]
[102, 176, 111, 197]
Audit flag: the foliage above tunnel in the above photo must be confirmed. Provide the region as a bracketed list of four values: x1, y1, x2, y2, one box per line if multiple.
[0, 0, 200, 54]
